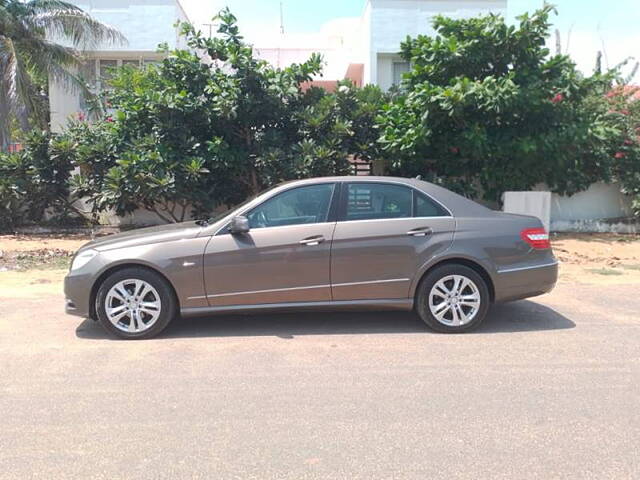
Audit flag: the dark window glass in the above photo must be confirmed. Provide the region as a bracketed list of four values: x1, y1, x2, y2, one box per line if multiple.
[414, 191, 448, 217]
[247, 184, 334, 229]
[346, 183, 412, 221]
[99, 59, 118, 81]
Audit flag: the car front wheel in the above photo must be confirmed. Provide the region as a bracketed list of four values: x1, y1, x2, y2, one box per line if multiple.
[95, 267, 176, 340]
[416, 264, 490, 333]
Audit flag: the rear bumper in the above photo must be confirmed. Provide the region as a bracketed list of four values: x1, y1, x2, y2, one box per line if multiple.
[493, 261, 558, 303]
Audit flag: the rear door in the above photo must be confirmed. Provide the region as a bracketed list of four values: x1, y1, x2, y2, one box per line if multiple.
[330, 182, 455, 300]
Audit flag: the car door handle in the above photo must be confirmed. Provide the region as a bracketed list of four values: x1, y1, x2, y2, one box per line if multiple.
[407, 227, 433, 237]
[299, 235, 325, 246]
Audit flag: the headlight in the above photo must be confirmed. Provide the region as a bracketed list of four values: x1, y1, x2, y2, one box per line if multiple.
[70, 249, 98, 271]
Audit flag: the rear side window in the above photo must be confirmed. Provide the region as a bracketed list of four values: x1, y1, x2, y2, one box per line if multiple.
[345, 183, 412, 221]
[344, 183, 449, 221]
[414, 191, 449, 217]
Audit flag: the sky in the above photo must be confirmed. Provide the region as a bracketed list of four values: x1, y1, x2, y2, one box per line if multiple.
[180, 0, 640, 79]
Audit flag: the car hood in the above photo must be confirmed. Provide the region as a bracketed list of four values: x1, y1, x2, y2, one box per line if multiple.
[79, 221, 204, 252]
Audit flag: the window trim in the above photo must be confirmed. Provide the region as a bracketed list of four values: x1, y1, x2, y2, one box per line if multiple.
[337, 181, 452, 222]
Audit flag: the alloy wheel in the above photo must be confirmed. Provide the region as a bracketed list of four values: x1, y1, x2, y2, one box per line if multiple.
[428, 274, 481, 327]
[105, 279, 162, 333]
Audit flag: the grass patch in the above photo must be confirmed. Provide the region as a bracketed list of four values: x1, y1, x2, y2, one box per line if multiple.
[621, 264, 640, 271]
[587, 268, 624, 276]
[1, 249, 73, 272]
[15, 255, 71, 271]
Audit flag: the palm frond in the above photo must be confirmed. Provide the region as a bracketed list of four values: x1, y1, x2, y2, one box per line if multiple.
[0, 3, 13, 38]
[25, 1, 84, 13]
[0, 35, 42, 131]
[0, 68, 11, 147]
[1, 0, 127, 141]
[27, 9, 127, 50]
[19, 34, 79, 69]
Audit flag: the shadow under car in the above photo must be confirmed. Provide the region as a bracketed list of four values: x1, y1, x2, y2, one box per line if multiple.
[75, 300, 575, 340]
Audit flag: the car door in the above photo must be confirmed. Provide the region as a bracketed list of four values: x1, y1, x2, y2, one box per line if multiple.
[330, 182, 455, 300]
[202, 183, 338, 306]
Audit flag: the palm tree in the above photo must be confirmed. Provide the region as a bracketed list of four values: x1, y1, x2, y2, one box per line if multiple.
[0, 0, 126, 147]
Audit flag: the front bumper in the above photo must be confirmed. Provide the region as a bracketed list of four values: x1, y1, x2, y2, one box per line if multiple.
[493, 261, 558, 303]
[64, 272, 94, 318]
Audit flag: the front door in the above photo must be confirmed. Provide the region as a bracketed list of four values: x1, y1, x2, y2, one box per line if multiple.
[203, 183, 337, 306]
[331, 182, 455, 300]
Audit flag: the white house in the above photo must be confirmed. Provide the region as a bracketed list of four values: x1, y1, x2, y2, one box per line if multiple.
[49, 0, 508, 132]
[252, 0, 507, 91]
[49, 0, 190, 133]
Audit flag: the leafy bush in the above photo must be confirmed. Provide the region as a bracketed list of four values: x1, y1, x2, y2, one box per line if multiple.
[606, 87, 640, 216]
[53, 9, 389, 223]
[4, 6, 638, 229]
[0, 131, 78, 232]
[377, 5, 637, 203]
[0, 156, 24, 231]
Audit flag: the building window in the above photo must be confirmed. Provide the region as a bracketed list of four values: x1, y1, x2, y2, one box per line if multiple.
[122, 59, 141, 68]
[77, 57, 162, 115]
[98, 59, 118, 91]
[79, 60, 96, 86]
[392, 61, 411, 86]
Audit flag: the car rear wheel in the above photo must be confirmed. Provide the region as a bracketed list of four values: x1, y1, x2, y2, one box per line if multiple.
[95, 267, 176, 340]
[416, 264, 490, 333]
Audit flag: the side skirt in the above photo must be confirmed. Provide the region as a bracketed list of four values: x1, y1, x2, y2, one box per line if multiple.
[180, 299, 414, 318]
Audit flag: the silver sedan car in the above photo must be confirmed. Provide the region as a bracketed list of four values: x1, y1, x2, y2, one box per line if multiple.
[65, 176, 558, 339]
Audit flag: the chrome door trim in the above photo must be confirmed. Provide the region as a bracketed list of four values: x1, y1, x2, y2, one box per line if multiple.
[332, 278, 410, 288]
[336, 216, 453, 226]
[186, 295, 208, 301]
[192, 278, 412, 301]
[497, 261, 559, 274]
[204, 283, 331, 299]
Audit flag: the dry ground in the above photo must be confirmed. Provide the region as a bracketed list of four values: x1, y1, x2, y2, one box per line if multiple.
[1, 232, 639, 479]
[553, 233, 640, 284]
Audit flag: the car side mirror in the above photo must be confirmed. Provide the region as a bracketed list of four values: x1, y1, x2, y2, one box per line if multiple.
[229, 215, 250, 234]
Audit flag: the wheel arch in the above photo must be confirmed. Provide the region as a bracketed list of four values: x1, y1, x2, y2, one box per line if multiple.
[89, 262, 180, 320]
[412, 257, 496, 304]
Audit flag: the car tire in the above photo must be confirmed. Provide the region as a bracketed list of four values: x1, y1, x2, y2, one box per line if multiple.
[95, 267, 177, 340]
[415, 264, 490, 333]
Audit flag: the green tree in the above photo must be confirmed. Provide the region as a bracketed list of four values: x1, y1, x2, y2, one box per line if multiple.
[377, 5, 627, 202]
[65, 9, 386, 223]
[299, 82, 390, 175]
[606, 86, 640, 216]
[0, 0, 125, 147]
[0, 130, 79, 231]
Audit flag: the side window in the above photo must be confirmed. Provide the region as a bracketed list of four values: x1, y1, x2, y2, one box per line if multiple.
[345, 183, 412, 221]
[246, 184, 335, 229]
[414, 191, 448, 217]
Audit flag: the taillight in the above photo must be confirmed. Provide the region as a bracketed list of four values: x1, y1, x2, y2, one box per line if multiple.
[521, 228, 551, 249]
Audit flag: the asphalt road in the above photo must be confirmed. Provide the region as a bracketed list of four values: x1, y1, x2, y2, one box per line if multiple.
[1, 282, 639, 479]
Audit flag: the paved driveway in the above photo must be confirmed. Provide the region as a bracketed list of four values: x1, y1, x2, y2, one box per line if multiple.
[1, 282, 639, 479]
